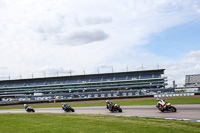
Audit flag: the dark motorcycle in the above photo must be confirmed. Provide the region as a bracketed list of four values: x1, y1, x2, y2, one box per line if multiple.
[63, 105, 75, 112]
[156, 102, 177, 112]
[26, 106, 35, 113]
[107, 102, 122, 112]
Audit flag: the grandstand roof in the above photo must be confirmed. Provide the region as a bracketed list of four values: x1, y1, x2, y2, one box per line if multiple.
[0, 69, 165, 83]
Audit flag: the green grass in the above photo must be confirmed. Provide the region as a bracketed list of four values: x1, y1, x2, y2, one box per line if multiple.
[0, 113, 199, 133]
[1, 97, 200, 110]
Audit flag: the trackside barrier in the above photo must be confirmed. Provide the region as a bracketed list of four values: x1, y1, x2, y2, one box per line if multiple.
[0, 88, 175, 105]
[154, 93, 195, 97]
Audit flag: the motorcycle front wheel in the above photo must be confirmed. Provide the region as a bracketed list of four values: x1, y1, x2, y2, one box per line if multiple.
[170, 106, 177, 112]
[118, 108, 122, 112]
[71, 108, 75, 112]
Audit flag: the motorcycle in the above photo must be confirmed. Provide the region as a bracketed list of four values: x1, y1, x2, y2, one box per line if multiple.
[156, 102, 177, 112]
[25, 106, 35, 113]
[63, 105, 75, 112]
[107, 102, 122, 112]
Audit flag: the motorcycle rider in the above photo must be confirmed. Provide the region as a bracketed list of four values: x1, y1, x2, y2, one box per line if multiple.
[106, 100, 116, 111]
[156, 98, 166, 111]
[61, 102, 68, 110]
[24, 104, 33, 111]
[24, 104, 34, 112]
[106, 100, 110, 104]
[106, 100, 112, 109]
[24, 104, 29, 110]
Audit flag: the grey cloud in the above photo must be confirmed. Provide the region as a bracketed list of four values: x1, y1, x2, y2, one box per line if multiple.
[84, 16, 112, 25]
[64, 30, 109, 45]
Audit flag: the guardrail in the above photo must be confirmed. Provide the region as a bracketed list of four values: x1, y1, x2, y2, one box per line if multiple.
[0, 88, 176, 105]
[154, 93, 195, 97]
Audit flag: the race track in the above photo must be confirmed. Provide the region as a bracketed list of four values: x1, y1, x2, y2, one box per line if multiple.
[1, 104, 200, 120]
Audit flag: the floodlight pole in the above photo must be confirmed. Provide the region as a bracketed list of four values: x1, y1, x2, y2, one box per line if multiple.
[112, 66, 113, 73]
[70, 70, 72, 76]
[157, 63, 159, 69]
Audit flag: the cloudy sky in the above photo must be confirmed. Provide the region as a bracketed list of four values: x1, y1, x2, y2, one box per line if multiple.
[0, 0, 200, 87]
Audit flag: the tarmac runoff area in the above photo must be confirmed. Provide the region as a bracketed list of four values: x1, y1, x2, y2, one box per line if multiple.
[0, 104, 200, 121]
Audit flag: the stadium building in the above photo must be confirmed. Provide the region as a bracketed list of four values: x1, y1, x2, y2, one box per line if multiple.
[185, 74, 200, 88]
[0, 69, 172, 104]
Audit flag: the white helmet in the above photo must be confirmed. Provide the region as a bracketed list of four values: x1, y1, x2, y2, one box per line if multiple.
[106, 100, 109, 103]
[157, 98, 160, 101]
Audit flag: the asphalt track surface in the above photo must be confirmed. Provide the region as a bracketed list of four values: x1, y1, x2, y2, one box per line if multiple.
[0, 104, 200, 120]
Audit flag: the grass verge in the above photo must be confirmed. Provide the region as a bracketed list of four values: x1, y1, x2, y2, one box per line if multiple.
[0, 113, 199, 133]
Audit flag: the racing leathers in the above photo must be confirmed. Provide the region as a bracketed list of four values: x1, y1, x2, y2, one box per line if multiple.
[156, 99, 166, 111]
[62, 103, 68, 110]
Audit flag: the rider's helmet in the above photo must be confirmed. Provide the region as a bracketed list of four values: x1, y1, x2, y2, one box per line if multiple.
[157, 98, 161, 101]
[24, 104, 27, 107]
[61, 102, 64, 105]
[106, 100, 109, 103]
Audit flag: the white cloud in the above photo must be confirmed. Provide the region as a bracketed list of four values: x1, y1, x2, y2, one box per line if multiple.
[156, 50, 200, 87]
[187, 51, 200, 60]
[193, 4, 200, 14]
[0, 0, 200, 86]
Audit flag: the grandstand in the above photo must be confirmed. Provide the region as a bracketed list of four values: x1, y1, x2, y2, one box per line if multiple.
[0, 69, 170, 104]
[185, 74, 200, 87]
